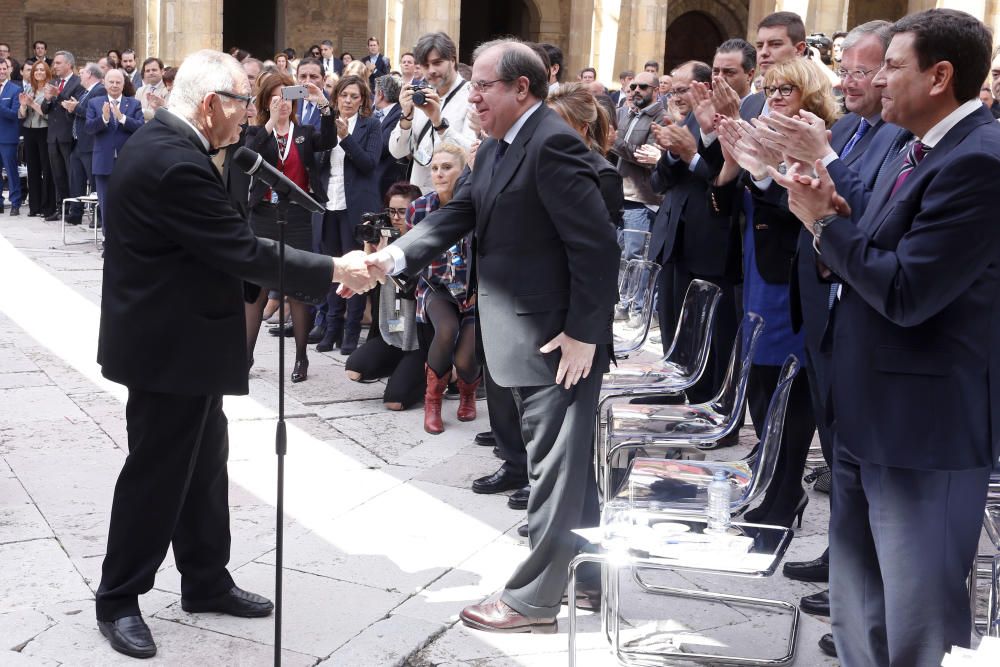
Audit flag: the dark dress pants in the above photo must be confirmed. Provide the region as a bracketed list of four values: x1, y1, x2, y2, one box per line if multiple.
[96, 391, 235, 621]
[320, 209, 365, 332]
[68, 147, 94, 219]
[484, 361, 527, 477]
[500, 347, 606, 618]
[48, 139, 73, 212]
[22, 127, 55, 215]
[829, 447, 989, 667]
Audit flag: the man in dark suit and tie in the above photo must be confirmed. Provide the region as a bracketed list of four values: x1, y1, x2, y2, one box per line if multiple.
[120, 49, 143, 91]
[0, 58, 22, 216]
[65, 62, 105, 225]
[40, 50, 85, 221]
[320, 40, 343, 78]
[367, 38, 619, 633]
[774, 10, 1000, 665]
[361, 37, 391, 94]
[85, 69, 144, 248]
[94, 49, 378, 659]
[372, 73, 404, 197]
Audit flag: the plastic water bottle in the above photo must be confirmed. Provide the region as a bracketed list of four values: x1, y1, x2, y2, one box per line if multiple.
[706, 471, 731, 534]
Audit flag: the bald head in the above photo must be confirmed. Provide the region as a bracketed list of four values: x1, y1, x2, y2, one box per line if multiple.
[630, 70, 657, 108]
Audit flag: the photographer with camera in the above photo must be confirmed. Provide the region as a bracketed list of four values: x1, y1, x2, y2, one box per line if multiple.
[243, 71, 336, 383]
[407, 142, 479, 434]
[315, 74, 383, 355]
[387, 32, 476, 193]
[344, 182, 430, 410]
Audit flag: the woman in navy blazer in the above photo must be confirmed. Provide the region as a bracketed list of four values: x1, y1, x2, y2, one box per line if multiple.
[243, 71, 337, 383]
[315, 74, 383, 355]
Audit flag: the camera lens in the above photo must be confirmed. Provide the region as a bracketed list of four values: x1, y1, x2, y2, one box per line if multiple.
[413, 91, 426, 106]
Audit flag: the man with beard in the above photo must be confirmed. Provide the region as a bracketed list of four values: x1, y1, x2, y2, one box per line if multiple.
[610, 70, 664, 261]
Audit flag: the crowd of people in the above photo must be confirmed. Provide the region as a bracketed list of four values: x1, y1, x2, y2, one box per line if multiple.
[6, 9, 1000, 666]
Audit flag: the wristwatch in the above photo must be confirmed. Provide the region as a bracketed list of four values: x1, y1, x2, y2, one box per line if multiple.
[434, 118, 450, 133]
[812, 213, 838, 253]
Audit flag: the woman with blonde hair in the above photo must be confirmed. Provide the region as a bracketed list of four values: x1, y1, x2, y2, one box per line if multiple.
[546, 82, 623, 228]
[406, 142, 480, 434]
[709, 55, 838, 527]
[342, 59, 368, 80]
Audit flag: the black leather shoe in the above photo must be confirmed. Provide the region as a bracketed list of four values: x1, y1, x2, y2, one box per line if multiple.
[269, 322, 294, 337]
[472, 467, 528, 494]
[799, 588, 830, 616]
[475, 431, 496, 446]
[44, 213, 61, 221]
[98, 615, 157, 659]
[307, 325, 325, 344]
[492, 446, 502, 459]
[9, 207, 19, 216]
[181, 586, 274, 618]
[819, 633, 837, 657]
[517, 523, 529, 537]
[507, 485, 530, 510]
[782, 556, 829, 582]
[65, 216, 82, 225]
[339, 330, 360, 355]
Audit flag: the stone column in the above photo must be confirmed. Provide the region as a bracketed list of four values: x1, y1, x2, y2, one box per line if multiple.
[566, 0, 596, 82]
[614, 0, 666, 77]
[399, 0, 460, 56]
[592, 0, 623, 83]
[746, 0, 778, 39]
[145, 0, 221, 66]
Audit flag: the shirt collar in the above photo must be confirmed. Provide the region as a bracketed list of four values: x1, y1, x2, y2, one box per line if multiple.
[919, 99, 982, 148]
[503, 100, 543, 145]
[165, 107, 211, 152]
[863, 112, 882, 126]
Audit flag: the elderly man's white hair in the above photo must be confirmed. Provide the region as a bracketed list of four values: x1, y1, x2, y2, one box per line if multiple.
[169, 50, 247, 119]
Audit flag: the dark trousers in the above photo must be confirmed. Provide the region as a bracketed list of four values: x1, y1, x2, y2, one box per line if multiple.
[829, 447, 989, 667]
[320, 209, 365, 332]
[47, 139, 73, 212]
[68, 147, 94, 218]
[95, 174, 111, 244]
[500, 347, 606, 618]
[484, 362, 527, 477]
[746, 363, 815, 519]
[0, 142, 21, 208]
[96, 391, 235, 621]
[22, 127, 55, 215]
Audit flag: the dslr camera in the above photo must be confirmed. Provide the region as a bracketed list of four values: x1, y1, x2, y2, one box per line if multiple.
[409, 82, 431, 106]
[354, 210, 401, 245]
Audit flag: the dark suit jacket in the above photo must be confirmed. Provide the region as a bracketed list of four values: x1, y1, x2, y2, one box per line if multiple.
[0, 80, 22, 144]
[392, 105, 620, 387]
[587, 148, 624, 229]
[245, 111, 337, 203]
[650, 113, 736, 279]
[70, 83, 105, 152]
[375, 103, 404, 198]
[361, 53, 391, 92]
[40, 74, 85, 143]
[820, 105, 1000, 471]
[85, 96, 145, 175]
[317, 113, 383, 226]
[98, 109, 333, 396]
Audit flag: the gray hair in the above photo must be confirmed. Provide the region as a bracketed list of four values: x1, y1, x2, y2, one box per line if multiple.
[841, 20, 893, 53]
[414, 32, 457, 66]
[472, 38, 549, 100]
[375, 74, 400, 103]
[54, 50, 75, 66]
[169, 50, 246, 119]
[81, 62, 104, 80]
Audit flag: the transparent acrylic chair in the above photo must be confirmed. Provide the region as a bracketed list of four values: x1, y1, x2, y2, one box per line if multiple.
[972, 474, 1000, 637]
[620, 229, 652, 262]
[614, 260, 662, 358]
[598, 311, 764, 501]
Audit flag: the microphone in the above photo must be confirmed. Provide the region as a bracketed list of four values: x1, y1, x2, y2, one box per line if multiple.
[232, 146, 325, 214]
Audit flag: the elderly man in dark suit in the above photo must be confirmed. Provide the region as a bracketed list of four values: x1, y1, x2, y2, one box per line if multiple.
[774, 10, 1000, 666]
[65, 62, 105, 225]
[40, 50, 84, 221]
[367, 38, 619, 633]
[94, 50, 377, 660]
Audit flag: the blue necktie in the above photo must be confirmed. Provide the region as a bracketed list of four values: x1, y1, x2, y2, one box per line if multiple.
[374, 108, 384, 123]
[492, 140, 508, 176]
[840, 118, 870, 159]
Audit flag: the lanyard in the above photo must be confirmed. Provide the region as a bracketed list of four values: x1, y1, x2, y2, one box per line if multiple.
[274, 122, 294, 165]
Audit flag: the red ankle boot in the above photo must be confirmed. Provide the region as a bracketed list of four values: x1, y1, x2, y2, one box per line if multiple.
[423, 365, 448, 434]
[456, 376, 480, 422]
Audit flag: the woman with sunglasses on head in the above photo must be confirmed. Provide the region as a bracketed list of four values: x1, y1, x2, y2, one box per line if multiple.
[243, 70, 336, 383]
[710, 57, 838, 528]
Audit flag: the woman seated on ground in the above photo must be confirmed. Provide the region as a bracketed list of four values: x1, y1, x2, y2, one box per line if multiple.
[710, 57, 838, 527]
[243, 70, 337, 383]
[345, 182, 428, 410]
[408, 143, 480, 435]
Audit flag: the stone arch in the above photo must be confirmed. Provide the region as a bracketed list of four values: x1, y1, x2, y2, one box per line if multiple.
[667, 0, 747, 41]
[459, 0, 542, 64]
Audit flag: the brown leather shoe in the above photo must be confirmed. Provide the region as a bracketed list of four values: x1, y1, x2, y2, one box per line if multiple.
[459, 597, 557, 634]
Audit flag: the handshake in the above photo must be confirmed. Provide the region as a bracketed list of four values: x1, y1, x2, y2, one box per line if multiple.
[332, 249, 397, 298]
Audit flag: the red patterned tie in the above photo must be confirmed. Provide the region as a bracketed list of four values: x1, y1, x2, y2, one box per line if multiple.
[58, 78, 65, 93]
[889, 141, 929, 197]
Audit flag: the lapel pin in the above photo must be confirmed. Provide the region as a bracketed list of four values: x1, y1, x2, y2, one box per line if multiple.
[294, 136, 305, 144]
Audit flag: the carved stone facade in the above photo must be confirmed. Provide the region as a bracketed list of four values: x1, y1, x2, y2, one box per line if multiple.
[0, 1, 997, 84]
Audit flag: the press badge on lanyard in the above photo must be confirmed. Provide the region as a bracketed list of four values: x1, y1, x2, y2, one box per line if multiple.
[386, 292, 405, 333]
[270, 124, 294, 204]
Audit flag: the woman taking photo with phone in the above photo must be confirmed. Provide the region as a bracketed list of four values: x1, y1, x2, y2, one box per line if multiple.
[244, 71, 337, 383]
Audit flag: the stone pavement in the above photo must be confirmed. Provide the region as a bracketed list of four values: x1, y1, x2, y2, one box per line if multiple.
[1, 215, 850, 666]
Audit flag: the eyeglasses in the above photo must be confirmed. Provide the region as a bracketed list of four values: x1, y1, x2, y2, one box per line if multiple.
[387, 207, 408, 218]
[670, 86, 690, 96]
[835, 67, 877, 82]
[628, 83, 652, 91]
[763, 84, 798, 98]
[214, 90, 255, 109]
[470, 78, 509, 93]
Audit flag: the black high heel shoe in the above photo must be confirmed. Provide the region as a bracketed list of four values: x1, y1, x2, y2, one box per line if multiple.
[291, 358, 308, 383]
[744, 493, 808, 528]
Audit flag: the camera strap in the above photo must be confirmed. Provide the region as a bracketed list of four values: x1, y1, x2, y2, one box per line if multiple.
[411, 79, 466, 158]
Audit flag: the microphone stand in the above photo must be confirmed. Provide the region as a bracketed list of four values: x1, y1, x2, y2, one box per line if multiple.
[274, 194, 289, 667]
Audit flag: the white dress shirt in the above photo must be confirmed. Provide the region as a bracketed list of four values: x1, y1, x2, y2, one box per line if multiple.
[325, 113, 359, 211]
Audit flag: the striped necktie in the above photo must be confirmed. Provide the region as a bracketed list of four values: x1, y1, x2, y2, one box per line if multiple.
[890, 141, 930, 197]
